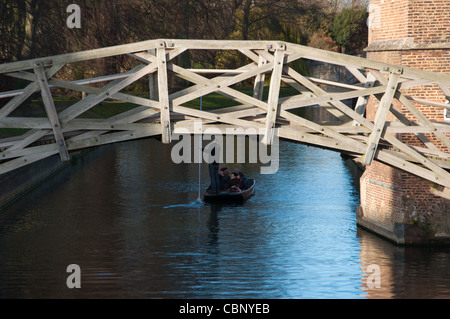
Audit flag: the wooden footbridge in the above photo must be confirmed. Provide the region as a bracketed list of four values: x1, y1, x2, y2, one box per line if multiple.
[0, 39, 450, 188]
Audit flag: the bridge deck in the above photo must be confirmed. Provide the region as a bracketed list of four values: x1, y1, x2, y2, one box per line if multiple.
[0, 39, 449, 188]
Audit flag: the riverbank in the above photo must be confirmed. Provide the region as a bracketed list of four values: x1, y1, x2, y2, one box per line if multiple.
[0, 150, 87, 210]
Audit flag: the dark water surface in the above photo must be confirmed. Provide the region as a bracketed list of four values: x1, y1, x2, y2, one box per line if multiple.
[1, 138, 450, 299]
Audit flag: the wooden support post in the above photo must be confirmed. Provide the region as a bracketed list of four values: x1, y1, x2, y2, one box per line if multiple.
[148, 49, 159, 101]
[363, 68, 402, 165]
[157, 41, 171, 143]
[262, 45, 285, 145]
[353, 72, 376, 126]
[33, 62, 70, 162]
[253, 52, 268, 101]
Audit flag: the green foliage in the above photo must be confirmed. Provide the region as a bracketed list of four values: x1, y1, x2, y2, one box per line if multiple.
[331, 6, 368, 54]
[0, 0, 369, 88]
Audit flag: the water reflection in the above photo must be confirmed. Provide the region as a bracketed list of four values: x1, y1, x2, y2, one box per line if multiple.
[358, 228, 450, 299]
[0, 138, 450, 298]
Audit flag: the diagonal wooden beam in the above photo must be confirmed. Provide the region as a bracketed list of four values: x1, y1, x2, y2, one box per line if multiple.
[59, 63, 158, 123]
[375, 149, 450, 189]
[283, 65, 352, 122]
[276, 123, 450, 188]
[168, 47, 300, 109]
[168, 63, 257, 100]
[0, 150, 59, 176]
[0, 64, 62, 119]
[48, 77, 160, 111]
[279, 83, 388, 111]
[370, 69, 446, 152]
[283, 67, 450, 184]
[169, 63, 268, 111]
[279, 109, 367, 152]
[6, 129, 50, 152]
[262, 46, 285, 145]
[172, 104, 264, 130]
[133, 51, 267, 111]
[171, 61, 275, 107]
[133, 51, 270, 113]
[346, 66, 368, 83]
[34, 62, 70, 161]
[396, 93, 450, 150]
[363, 68, 402, 165]
[157, 41, 171, 143]
[0, 82, 39, 119]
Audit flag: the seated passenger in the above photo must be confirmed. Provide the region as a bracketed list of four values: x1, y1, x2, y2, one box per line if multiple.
[237, 172, 250, 190]
[226, 172, 241, 192]
[219, 167, 230, 191]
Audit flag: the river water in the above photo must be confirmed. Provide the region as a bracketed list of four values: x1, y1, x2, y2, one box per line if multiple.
[1, 137, 450, 299]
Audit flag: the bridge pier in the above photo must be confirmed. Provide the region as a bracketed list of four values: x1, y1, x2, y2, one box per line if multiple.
[358, 160, 450, 245]
[358, 0, 450, 244]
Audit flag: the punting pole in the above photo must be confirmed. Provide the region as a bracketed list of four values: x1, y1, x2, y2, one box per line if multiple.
[196, 96, 203, 202]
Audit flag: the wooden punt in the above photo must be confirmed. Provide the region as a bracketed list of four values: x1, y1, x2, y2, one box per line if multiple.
[203, 178, 255, 203]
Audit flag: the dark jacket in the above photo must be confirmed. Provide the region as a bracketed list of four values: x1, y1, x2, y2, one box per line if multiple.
[240, 178, 250, 189]
[219, 174, 230, 190]
[205, 140, 220, 166]
[225, 178, 240, 190]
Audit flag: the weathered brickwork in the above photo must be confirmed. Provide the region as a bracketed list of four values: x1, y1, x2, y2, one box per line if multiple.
[368, 0, 450, 45]
[360, 161, 403, 229]
[407, 0, 450, 45]
[360, 0, 450, 243]
[368, 0, 410, 43]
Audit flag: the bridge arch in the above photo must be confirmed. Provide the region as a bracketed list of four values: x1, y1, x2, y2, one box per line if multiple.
[0, 39, 449, 191]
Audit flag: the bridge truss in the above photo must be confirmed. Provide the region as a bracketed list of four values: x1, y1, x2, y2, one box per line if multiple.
[0, 39, 449, 188]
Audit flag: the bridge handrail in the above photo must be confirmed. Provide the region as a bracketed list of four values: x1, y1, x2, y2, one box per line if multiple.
[2, 39, 450, 86]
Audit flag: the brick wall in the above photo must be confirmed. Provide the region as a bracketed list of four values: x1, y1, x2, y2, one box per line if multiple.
[360, 161, 403, 229]
[360, 0, 450, 242]
[368, 0, 450, 45]
[408, 0, 450, 45]
[368, 0, 409, 43]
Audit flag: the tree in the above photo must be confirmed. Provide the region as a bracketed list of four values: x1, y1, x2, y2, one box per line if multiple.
[308, 31, 338, 51]
[0, 0, 350, 87]
[229, 0, 325, 41]
[0, 0, 28, 62]
[331, 6, 368, 54]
